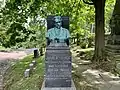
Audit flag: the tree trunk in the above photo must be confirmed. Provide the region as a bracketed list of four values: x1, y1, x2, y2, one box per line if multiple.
[93, 0, 106, 62]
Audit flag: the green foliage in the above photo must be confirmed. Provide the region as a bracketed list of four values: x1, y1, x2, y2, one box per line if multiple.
[0, 0, 46, 47]
[0, 0, 115, 48]
[105, 0, 116, 33]
[72, 29, 94, 48]
[4, 55, 44, 90]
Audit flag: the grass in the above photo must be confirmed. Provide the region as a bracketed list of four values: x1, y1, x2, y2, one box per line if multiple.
[3, 55, 44, 90]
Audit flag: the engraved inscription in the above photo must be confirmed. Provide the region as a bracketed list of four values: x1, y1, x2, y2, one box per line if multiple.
[46, 61, 71, 63]
[46, 56, 71, 60]
[46, 74, 71, 78]
[48, 65, 69, 68]
[45, 45, 72, 87]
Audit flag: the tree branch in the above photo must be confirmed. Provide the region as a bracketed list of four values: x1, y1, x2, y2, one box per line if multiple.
[83, 0, 94, 5]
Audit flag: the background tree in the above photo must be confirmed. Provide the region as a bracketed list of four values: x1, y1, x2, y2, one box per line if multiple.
[0, 0, 47, 48]
[105, 0, 116, 33]
[0, 0, 95, 48]
[0, 0, 115, 50]
[83, 0, 106, 62]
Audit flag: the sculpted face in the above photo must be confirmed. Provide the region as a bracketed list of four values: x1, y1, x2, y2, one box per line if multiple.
[54, 16, 62, 29]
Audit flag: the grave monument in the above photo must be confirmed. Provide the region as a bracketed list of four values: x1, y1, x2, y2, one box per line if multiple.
[41, 16, 76, 90]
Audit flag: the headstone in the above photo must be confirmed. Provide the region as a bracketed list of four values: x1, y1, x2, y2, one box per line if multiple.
[41, 43, 76, 90]
[41, 16, 76, 90]
[29, 63, 34, 70]
[24, 69, 30, 78]
[32, 60, 36, 66]
[34, 48, 39, 58]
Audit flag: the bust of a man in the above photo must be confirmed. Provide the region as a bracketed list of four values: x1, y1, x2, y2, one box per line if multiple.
[46, 16, 70, 46]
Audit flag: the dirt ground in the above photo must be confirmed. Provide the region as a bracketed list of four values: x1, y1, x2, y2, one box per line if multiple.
[71, 46, 120, 90]
[0, 51, 27, 61]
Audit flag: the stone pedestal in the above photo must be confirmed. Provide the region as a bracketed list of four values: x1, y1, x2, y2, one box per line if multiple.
[106, 35, 120, 74]
[41, 80, 76, 90]
[41, 43, 76, 90]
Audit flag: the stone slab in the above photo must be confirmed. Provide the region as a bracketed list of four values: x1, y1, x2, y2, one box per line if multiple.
[45, 78, 71, 87]
[45, 48, 72, 87]
[46, 46, 70, 50]
[45, 55, 71, 61]
[41, 80, 76, 90]
[105, 45, 120, 50]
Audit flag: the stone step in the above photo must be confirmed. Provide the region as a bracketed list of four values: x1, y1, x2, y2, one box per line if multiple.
[105, 45, 120, 50]
[115, 59, 120, 62]
[105, 48, 120, 53]
[41, 80, 76, 90]
[105, 50, 120, 56]
[113, 55, 120, 61]
[105, 50, 120, 61]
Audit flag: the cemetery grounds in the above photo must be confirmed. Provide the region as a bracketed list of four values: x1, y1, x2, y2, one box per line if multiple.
[0, 45, 120, 90]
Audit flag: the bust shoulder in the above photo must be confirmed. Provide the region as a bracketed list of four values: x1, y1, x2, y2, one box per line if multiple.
[48, 28, 55, 32]
[61, 27, 69, 32]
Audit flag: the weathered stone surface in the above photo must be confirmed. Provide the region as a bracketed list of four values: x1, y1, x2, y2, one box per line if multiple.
[41, 80, 76, 90]
[45, 44, 72, 87]
[32, 60, 36, 66]
[24, 69, 30, 78]
[29, 63, 34, 69]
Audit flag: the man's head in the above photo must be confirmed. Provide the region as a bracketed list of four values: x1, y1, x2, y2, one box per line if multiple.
[54, 16, 62, 29]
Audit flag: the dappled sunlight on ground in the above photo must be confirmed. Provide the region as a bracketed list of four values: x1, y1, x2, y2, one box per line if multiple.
[82, 69, 101, 77]
[77, 60, 92, 65]
[81, 66, 120, 90]
[71, 45, 120, 90]
[72, 63, 79, 68]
